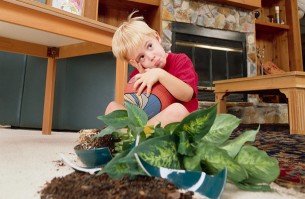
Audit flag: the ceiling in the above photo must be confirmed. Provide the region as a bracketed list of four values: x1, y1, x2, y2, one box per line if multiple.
[0, 21, 83, 47]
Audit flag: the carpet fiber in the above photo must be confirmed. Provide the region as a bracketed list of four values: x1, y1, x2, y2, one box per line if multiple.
[233, 124, 305, 193]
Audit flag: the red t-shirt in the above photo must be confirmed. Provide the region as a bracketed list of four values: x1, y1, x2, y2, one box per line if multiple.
[129, 53, 198, 112]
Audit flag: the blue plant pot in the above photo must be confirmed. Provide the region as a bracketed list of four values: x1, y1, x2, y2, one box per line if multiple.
[74, 145, 112, 168]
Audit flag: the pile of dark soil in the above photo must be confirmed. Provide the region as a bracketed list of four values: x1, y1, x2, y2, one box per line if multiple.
[40, 172, 194, 199]
[41, 129, 195, 198]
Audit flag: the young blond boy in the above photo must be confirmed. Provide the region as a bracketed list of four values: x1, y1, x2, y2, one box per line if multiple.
[105, 11, 198, 126]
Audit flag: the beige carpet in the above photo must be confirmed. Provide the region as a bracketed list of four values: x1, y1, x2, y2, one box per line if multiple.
[0, 126, 304, 199]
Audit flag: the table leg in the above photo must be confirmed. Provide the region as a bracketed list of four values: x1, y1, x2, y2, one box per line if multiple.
[215, 92, 227, 113]
[115, 58, 128, 104]
[280, 88, 305, 135]
[42, 57, 56, 135]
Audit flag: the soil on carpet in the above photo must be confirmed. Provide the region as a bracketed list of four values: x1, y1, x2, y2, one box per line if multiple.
[40, 172, 194, 199]
[41, 129, 195, 199]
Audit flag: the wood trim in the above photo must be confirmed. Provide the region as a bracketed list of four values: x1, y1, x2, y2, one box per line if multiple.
[286, 0, 303, 71]
[46, 0, 52, 6]
[0, 36, 48, 58]
[115, 59, 128, 104]
[214, 72, 305, 92]
[83, 0, 99, 20]
[58, 42, 112, 59]
[152, 1, 162, 35]
[42, 57, 57, 135]
[255, 20, 290, 31]
[127, 0, 160, 6]
[206, 0, 261, 10]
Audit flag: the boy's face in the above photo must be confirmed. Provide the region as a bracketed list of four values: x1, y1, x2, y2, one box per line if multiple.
[128, 32, 167, 73]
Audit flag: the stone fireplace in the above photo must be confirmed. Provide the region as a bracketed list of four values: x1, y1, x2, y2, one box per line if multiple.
[161, 0, 288, 124]
[171, 21, 247, 101]
[161, 0, 257, 77]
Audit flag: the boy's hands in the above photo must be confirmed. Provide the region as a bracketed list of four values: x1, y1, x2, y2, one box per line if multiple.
[133, 68, 163, 97]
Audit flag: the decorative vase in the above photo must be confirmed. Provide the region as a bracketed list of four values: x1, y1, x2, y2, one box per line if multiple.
[74, 145, 112, 168]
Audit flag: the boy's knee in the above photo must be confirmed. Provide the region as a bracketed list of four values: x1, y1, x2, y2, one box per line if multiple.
[105, 101, 124, 115]
[167, 103, 189, 118]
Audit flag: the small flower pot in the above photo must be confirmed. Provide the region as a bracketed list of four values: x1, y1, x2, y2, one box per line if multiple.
[74, 145, 112, 168]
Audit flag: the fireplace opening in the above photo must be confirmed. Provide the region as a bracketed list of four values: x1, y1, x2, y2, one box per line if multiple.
[171, 22, 247, 102]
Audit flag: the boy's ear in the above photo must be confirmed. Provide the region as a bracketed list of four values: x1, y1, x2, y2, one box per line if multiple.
[154, 31, 162, 43]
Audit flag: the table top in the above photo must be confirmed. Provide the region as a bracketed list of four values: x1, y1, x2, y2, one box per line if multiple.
[0, 0, 116, 58]
[213, 71, 305, 92]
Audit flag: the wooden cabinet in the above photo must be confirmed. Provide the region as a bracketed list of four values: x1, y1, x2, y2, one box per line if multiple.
[97, 0, 162, 34]
[48, 0, 162, 34]
[255, 0, 303, 72]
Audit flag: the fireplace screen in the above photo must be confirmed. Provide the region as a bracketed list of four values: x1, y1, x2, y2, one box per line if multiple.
[171, 22, 247, 101]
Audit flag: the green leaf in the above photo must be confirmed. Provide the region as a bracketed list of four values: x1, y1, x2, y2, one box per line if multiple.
[151, 126, 168, 138]
[233, 182, 272, 192]
[183, 155, 202, 171]
[177, 131, 195, 156]
[96, 126, 117, 138]
[97, 110, 129, 128]
[164, 122, 180, 134]
[235, 146, 280, 184]
[220, 128, 259, 158]
[125, 103, 148, 127]
[202, 114, 241, 145]
[173, 105, 217, 141]
[128, 134, 181, 169]
[185, 141, 248, 183]
[99, 135, 181, 179]
[128, 125, 143, 138]
[98, 149, 145, 179]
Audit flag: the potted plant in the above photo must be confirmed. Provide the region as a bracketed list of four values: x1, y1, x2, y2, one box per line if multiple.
[73, 129, 114, 168]
[72, 102, 280, 197]
[94, 103, 280, 192]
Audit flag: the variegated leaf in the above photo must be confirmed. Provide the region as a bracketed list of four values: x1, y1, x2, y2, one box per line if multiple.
[126, 103, 148, 127]
[97, 110, 129, 128]
[174, 105, 217, 140]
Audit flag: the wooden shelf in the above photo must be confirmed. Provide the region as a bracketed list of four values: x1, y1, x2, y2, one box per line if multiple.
[206, 0, 261, 10]
[98, 0, 162, 33]
[255, 0, 302, 73]
[261, 0, 282, 7]
[255, 20, 289, 32]
[125, 0, 160, 6]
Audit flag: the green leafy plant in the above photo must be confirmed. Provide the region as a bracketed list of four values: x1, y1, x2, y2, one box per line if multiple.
[96, 103, 280, 191]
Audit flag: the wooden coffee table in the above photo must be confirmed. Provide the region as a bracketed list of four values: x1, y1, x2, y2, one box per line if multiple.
[214, 71, 305, 135]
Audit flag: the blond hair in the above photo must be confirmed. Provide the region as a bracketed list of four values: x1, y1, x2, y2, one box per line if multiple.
[112, 11, 156, 60]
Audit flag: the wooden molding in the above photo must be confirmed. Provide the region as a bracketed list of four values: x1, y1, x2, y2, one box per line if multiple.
[58, 42, 112, 59]
[206, 0, 261, 10]
[0, 36, 48, 58]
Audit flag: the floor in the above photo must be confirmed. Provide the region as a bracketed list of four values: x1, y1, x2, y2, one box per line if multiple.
[0, 126, 304, 199]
